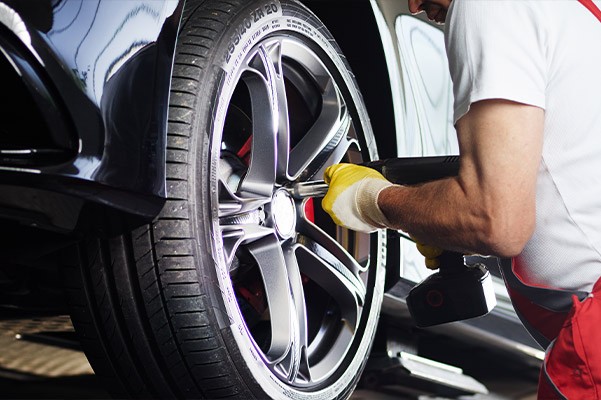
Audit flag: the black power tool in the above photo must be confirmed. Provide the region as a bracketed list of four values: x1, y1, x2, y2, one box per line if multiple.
[405, 252, 496, 327]
[293, 156, 497, 328]
[364, 156, 497, 328]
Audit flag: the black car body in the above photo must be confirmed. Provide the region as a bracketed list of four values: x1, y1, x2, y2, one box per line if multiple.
[0, 0, 181, 230]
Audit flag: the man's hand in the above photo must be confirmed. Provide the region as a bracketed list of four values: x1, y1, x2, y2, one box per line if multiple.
[322, 163, 393, 232]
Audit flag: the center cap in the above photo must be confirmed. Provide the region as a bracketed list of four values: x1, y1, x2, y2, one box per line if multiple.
[271, 189, 296, 239]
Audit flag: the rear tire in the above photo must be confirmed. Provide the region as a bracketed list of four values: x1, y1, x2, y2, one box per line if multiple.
[65, 1, 385, 398]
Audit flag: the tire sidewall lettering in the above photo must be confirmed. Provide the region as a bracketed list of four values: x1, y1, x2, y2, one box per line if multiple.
[223, 1, 283, 71]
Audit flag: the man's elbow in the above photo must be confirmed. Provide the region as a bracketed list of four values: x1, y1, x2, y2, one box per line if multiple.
[479, 211, 535, 258]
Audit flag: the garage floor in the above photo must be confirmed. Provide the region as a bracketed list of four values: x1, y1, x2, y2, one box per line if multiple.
[0, 314, 536, 400]
[0, 314, 106, 399]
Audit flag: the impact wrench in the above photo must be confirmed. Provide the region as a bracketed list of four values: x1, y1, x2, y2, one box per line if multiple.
[292, 156, 497, 328]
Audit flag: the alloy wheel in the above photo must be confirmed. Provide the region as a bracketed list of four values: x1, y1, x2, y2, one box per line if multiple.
[213, 35, 375, 387]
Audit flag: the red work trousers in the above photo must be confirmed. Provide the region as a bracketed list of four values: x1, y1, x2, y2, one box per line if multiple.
[500, 258, 601, 399]
[537, 278, 601, 399]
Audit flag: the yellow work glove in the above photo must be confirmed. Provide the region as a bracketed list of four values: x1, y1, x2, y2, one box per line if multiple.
[411, 235, 443, 270]
[322, 163, 394, 232]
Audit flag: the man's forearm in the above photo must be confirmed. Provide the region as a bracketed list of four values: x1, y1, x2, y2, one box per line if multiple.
[375, 100, 544, 257]
[377, 175, 528, 258]
[377, 177, 483, 254]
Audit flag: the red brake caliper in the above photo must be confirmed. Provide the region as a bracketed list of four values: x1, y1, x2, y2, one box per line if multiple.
[302, 199, 313, 284]
[237, 135, 252, 165]
[304, 197, 314, 223]
[237, 279, 267, 316]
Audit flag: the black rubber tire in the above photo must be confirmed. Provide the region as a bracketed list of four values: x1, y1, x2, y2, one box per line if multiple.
[64, 1, 385, 399]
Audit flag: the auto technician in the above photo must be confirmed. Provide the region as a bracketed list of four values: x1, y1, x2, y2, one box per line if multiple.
[322, 0, 601, 398]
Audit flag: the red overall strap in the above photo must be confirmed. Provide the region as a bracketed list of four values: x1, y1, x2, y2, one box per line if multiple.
[499, 258, 588, 348]
[578, 0, 601, 22]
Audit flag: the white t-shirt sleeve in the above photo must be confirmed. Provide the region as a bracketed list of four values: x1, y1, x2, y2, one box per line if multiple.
[445, 0, 547, 124]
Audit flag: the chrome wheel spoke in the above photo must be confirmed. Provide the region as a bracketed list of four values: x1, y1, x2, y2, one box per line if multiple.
[218, 179, 270, 218]
[246, 235, 294, 361]
[265, 41, 292, 181]
[276, 244, 311, 383]
[290, 108, 355, 181]
[238, 41, 290, 197]
[294, 242, 363, 332]
[280, 40, 349, 180]
[287, 88, 346, 179]
[295, 218, 365, 330]
[308, 116, 361, 183]
[220, 218, 274, 267]
[297, 215, 365, 279]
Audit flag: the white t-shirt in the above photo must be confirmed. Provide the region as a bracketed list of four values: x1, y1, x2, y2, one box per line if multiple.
[445, 0, 601, 292]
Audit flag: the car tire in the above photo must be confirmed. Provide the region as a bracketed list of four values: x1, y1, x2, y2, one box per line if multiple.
[64, 0, 386, 398]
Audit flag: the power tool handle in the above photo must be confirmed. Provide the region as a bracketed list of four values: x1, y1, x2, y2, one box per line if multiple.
[437, 251, 466, 275]
[362, 155, 459, 185]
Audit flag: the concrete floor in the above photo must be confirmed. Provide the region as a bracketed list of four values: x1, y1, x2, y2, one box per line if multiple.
[0, 314, 107, 399]
[0, 314, 536, 400]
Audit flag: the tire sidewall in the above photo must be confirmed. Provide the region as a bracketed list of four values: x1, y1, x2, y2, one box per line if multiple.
[194, 1, 386, 398]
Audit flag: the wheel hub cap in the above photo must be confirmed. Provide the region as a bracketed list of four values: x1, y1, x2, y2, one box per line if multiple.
[271, 189, 296, 239]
